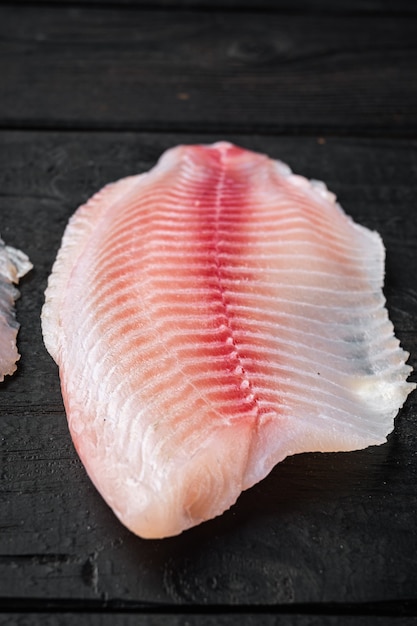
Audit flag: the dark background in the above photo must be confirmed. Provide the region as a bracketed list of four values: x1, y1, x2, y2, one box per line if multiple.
[1, 1, 417, 624]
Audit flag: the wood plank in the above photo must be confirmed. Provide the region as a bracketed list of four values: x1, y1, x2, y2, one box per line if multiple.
[0, 613, 416, 626]
[0, 130, 416, 608]
[3, 609, 413, 626]
[1, 6, 416, 134]
[8, 0, 417, 13]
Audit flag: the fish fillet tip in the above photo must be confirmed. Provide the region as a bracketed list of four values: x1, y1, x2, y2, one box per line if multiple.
[0, 359, 18, 383]
[70, 416, 254, 539]
[158, 141, 269, 170]
[1, 238, 32, 284]
[5, 246, 33, 281]
[0, 236, 32, 382]
[87, 465, 240, 539]
[118, 491, 232, 539]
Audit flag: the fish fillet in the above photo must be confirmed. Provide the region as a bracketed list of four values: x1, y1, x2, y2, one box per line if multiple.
[41, 142, 415, 538]
[0, 236, 32, 382]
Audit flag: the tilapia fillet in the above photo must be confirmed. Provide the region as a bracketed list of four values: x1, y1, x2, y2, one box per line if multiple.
[0, 237, 32, 382]
[42, 142, 414, 538]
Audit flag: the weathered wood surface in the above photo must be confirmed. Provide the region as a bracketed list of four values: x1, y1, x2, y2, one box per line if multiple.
[0, 612, 415, 626]
[10, 0, 417, 11]
[1, 0, 417, 621]
[0, 132, 416, 623]
[1, 5, 417, 135]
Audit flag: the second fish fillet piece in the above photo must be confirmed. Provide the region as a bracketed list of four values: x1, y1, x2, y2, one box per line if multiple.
[0, 236, 32, 382]
[42, 142, 415, 538]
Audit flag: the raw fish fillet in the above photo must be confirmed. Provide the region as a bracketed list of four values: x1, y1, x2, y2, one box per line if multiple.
[0, 237, 32, 382]
[41, 142, 415, 538]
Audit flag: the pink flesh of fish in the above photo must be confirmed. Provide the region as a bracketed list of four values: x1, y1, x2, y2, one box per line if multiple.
[0, 237, 32, 382]
[41, 142, 415, 538]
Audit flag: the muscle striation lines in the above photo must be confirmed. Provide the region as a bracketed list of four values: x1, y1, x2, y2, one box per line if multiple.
[77, 151, 394, 434]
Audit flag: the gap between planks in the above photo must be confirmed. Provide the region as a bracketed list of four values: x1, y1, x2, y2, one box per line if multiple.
[1, 598, 417, 617]
[3, 0, 417, 17]
[0, 123, 417, 141]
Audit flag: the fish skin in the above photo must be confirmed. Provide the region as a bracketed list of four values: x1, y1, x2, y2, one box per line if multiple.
[42, 142, 415, 538]
[0, 237, 32, 382]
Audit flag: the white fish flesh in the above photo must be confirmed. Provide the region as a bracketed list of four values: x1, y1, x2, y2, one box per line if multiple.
[0, 237, 32, 382]
[41, 142, 415, 538]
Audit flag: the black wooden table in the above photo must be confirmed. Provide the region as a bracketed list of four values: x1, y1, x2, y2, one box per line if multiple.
[1, 1, 417, 624]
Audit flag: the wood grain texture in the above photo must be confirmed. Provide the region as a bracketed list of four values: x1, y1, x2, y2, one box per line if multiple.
[8, 0, 417, 12]
[1, 5, 416, 134]
[1, 615, 417, 626]
[2, 615, 417, 626]
[1, 2, 416, 620]
[0, 131, 416, 609]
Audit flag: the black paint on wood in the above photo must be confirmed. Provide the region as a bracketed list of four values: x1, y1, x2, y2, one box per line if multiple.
[0, 0, 416, 620]
[1, 614, 417, 626]
[7, 0, 417, 14]
[0, 132, 416, 615]
[1, 5, 417, 134]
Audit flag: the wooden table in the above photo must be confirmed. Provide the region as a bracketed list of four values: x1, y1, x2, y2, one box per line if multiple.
[1, 1, 417, 624]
